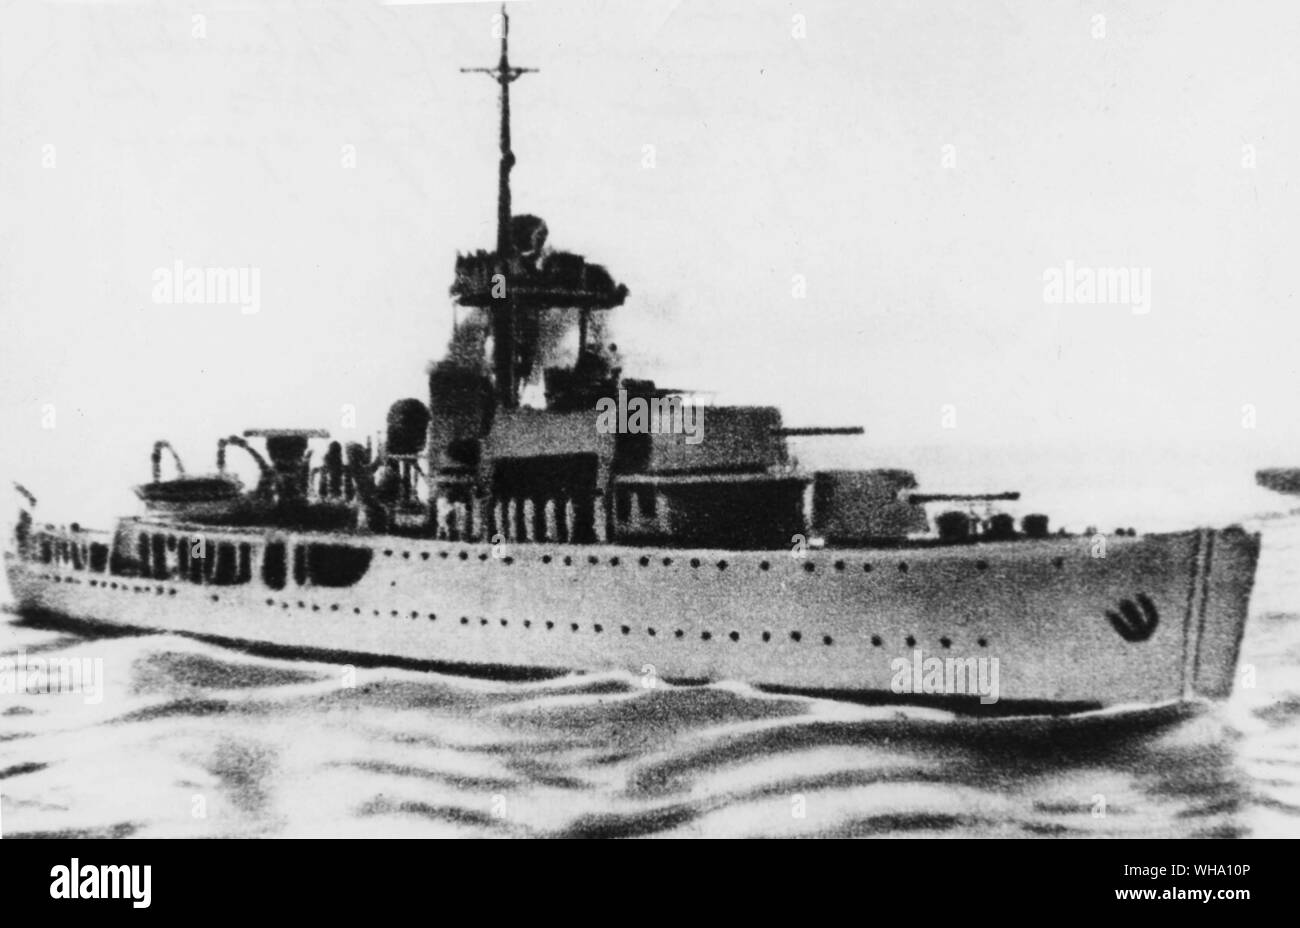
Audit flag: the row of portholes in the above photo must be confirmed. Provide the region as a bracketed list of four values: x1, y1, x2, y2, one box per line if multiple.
[256, 596, 991, 649]
[80, 576, 178, 596]
[379, 548, 1072, 575]
[83, 577, 226, 602]
[377, 549, 1037, 574]
[64, 573, 995, 650]
[382, 547, 903, 573]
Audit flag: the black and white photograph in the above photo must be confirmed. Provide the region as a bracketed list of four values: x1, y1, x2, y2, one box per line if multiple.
[0, 0, 1295, 878]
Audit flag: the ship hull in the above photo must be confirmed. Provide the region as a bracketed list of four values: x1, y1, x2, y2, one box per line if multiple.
[5, 522, 1259, 714]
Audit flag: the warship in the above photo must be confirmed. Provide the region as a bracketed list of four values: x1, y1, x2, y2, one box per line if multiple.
[5, 11, 1261, 715]
[1256, 468, 1300, 496]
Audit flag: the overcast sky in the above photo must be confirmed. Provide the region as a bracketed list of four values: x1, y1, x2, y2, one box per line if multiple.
[2, 0, 1298, 526]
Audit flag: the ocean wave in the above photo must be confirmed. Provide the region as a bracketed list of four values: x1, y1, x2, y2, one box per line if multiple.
[1, 606, 1297, 837]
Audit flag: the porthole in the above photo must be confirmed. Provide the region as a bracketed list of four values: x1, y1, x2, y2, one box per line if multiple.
[790, 631, 802, 642]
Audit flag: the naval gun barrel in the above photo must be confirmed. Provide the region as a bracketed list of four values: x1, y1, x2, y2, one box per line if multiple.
[907, 492, 1020, 504]
[771, 426, 865, 437]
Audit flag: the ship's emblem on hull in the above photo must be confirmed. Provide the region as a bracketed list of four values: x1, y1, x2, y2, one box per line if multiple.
[1106, 594, 1159, 642]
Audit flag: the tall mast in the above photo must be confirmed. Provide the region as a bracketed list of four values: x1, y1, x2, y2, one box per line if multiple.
[462, 5, 536, 406]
